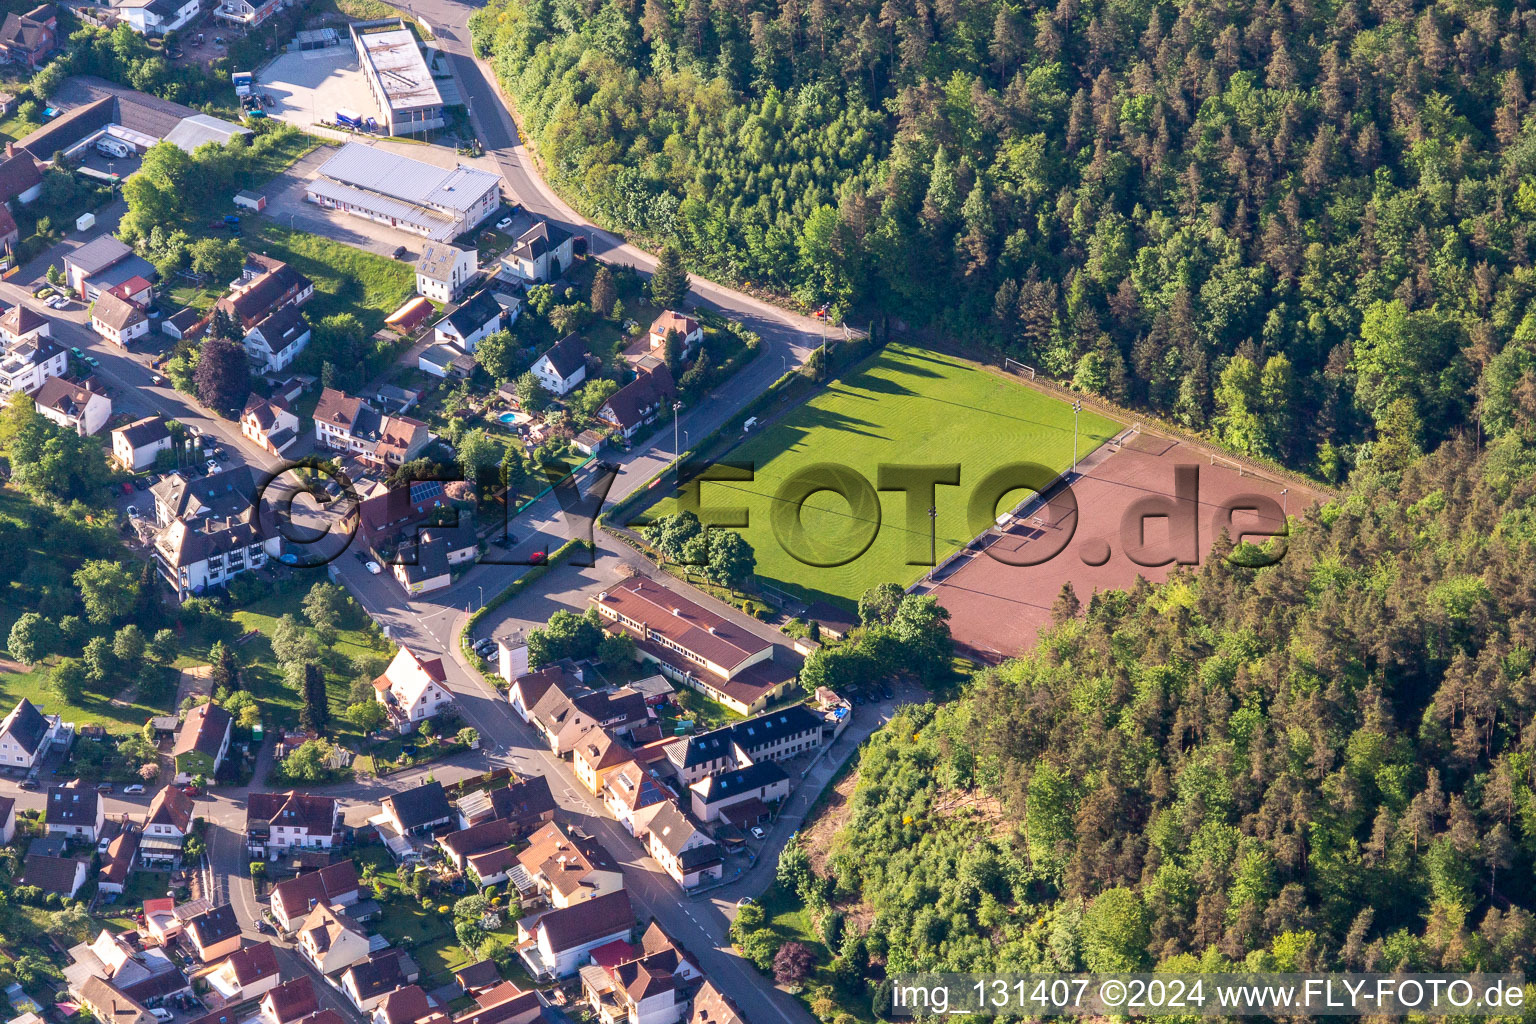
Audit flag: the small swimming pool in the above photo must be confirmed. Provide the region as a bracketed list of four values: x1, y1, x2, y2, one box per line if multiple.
[498, 412, 517, 424]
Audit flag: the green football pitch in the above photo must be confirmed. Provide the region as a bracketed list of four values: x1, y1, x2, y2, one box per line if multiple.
[639, 344, 1123, 607]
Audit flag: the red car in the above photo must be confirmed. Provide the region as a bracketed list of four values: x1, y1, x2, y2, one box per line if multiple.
[529, 550, 547, 565]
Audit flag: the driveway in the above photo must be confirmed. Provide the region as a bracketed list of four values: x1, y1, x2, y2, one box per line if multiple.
[258, 145, 427, 258]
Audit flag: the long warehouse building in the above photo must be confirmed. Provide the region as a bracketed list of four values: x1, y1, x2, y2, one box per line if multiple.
[306, 142, 500, 241]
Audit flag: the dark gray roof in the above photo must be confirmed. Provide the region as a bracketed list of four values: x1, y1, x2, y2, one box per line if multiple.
[727, 704, 823, 754]
[188, 903, 240, 947]
[46, 785, 99, 825]
[383, 780, 452, 831]
[52, 76, 198, 139]
[691, 761, 788, 804]
[0, 698, 49, 756]
[537, 334, 586, 380]
[66, 235, 133, 276]
[664, 725, 735, 770]
[343, 950, 407, 1001]
[512, 220, 571, 262]
[437, 288, 501, 338]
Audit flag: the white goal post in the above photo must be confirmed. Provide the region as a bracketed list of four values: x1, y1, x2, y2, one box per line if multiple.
[1003, 357, 1036, 379]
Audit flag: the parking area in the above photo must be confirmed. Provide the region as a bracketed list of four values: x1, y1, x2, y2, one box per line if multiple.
[259, 45, 382, 132]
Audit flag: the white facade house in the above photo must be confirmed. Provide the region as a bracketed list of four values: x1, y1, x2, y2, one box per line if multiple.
[517, 889, 633, 980]
[33, 378, 111, 436]
[0, 315, 64, 398]
[647, 311, 702, 359]
[0, 699, 60, 768]
[296, 904, 370, 975]
[415, 243, 476, 303]
[499, 220, 574, 283]
[246, 792, 340, 860]
[431, 289, 504, 353]
[372, 645, 455, 733]
[114, 0, 201, 34]
[46, 785, 105, 841]
[530, 334, 588, 395]
[243, 306, 311, 372]
[110, 416, 172, 471]
[90, 291, 150, 347]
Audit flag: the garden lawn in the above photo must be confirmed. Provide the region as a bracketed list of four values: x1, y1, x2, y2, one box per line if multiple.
[639, 344, 1122, 606]
[245, 222, 415, 331]
[232, 581, 388, 743]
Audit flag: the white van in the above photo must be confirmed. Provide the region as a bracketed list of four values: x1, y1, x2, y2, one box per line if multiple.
[96, 137, 132, 158]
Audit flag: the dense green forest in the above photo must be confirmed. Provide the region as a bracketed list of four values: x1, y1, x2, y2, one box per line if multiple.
[796, 430, 1536, 992]
[469, 0, 1536, 477]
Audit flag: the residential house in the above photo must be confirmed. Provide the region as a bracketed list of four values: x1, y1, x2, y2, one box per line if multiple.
[0, 5, 55, 69]
[688, 761, 789, 824]
[437, 817, 518, 876]
[499, 221, 574, 283]
[379, 780, 453, 836]
[686, 984, 743, 1024]
[46, 784, 104, 840]
[260, 976, 319, 1024]
[33, 377, 111, 435]
[595, 364, 676, 442]
[0, 329, 65, 398]
[529, 334, 587, 396]
[243, 305, 311, 372]
[63, 236, 155, 302]
[182, 903, 241, 962]
[506, 663, 585, 723]
[454, 774, 555, 832]
[206, 942, 280, 1004]
[389, 517, 477, 595]
[141, 897, 181, 946]
[579, 924, 697, 1024]
[139, 784, 192, 866]
[313, 388, 430, 468]
[601, 761, 668, 837]
[296, 903, 370, 975]
[149, 467, 280, 602]
[247, 791, 340, 860]
[642, 802, 721, 889]
[110, 415, 172, 471]
[518, 888, 632, 980]
[268, 859, 359, 931]
[0, 794, 14, 845]
[415, 243, 476, 303]
[241, 394, 300, 455]
[215, 254, 314, 330]
[114, 0, 201, 36]
[646, 311, 702, 361]
[211, 0, 281, 28]
[172, 702, 232, 783]
[108, 275, 155, 307]
[372, 986, 435, 1024]
[19, 853, 88, 896]
[90, 290, 150, 346]
[513, 822, 623, 910]
[661, 704, 824, 786]
[340, 950, 418, 1013]
[0, 698, 60, 769]
[590, 577, 795, 715]
[372, 645, 454, 733]
[454, 987, 542, 1024]
[0, 204, 18, 256]
[573, 728, 631, 796]
[77, 977, 154, 1024]
[98, 828, 140, 895]
[431, 289, 504, 352]
[0, 152, 41, 207]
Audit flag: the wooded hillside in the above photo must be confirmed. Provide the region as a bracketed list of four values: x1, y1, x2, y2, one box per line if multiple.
[471, 0, 1536, 478]
[801, 433, 1536, 986]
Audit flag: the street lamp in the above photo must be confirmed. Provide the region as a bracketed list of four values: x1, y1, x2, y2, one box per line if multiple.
[672, 401, 682, 457]
[478, 585, 484, 609]
[1071, 400, 1083, 473]
[1280, 487, 1289, 519]
[927, 505, 937, 566]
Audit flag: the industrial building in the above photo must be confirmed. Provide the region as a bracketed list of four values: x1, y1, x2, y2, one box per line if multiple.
[306, 142, 499, 241]
[350, 20, 443, 136]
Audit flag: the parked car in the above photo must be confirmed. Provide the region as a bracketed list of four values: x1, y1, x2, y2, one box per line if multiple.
[205, 459, 218, 473]
[737, 896, 755, 907]
[124, 783, 145, 794]
[529, 549, 547, 564]
[151, 1008, 173, 1022]
[96, 782, 113, 793]
[365, 560, 382, 575]
[132, 477, 148, 491]
[83, 355, 99, 367]
[150, 373, 165, 385]
[214, 450, 229, 462]
[126, 505, 139, 519]
[69, 347, 83, 358]
[750, 826, 766, 840]
[496, 216, 513, 229]
[20, 776, 38, 789]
